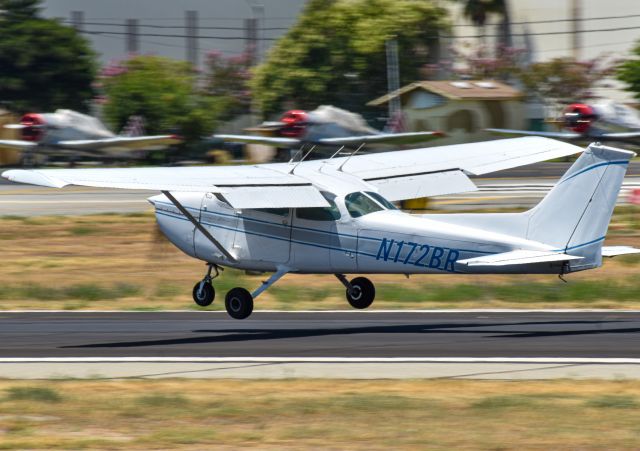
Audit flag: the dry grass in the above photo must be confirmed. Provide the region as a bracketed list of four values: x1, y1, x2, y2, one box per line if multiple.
[0, 210, 638, 310]
[0, 379, 640, 449]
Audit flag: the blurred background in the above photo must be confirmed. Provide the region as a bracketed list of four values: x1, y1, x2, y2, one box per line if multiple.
[1, 0, 640, 167]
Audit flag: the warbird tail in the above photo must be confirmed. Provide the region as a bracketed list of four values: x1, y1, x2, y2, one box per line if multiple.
[525, 143, 635, 270]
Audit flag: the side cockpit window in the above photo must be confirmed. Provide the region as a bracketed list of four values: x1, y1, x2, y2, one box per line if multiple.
[345, 192, 384, 218]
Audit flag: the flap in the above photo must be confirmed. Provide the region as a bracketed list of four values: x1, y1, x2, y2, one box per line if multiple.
[458, 250, 583, 267]
[220, 186, 329, 209]
[367, 169, 477, 201]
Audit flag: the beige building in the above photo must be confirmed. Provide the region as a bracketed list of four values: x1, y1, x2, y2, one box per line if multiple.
[368, 80, 524, 146]
[0, 110, 21, 166]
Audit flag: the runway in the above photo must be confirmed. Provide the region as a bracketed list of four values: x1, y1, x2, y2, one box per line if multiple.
[2, 311, 640, 379]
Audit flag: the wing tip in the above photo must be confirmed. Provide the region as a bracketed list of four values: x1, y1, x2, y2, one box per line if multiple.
[1, 169, 68, 188]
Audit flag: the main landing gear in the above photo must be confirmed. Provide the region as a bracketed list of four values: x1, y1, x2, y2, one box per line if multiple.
[335, 274, 375, 309]
[193, 264, 289, 320]
[193, 266, 376, 319]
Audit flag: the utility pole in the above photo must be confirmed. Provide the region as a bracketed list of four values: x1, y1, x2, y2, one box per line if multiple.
[186, 10, 199, 69]
[571, 0, 582, 60]
[70, 11, 84, 32]
[250, 4, 265, 62]
[245, 17, 258, 65]
[386, 39, 401, 122]
[126, 19, 139, 54]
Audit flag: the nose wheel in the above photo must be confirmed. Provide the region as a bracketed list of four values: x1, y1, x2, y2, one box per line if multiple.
[192, 264, 221, 307]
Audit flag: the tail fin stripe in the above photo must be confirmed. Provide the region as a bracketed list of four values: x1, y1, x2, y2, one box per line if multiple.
[559, 160, 629, 184]
[553, 236, 606, 253]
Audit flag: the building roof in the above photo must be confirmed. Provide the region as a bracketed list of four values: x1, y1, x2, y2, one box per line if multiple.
[368, 80, 523, 106]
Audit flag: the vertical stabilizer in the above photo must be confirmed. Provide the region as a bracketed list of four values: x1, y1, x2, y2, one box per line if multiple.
[526, 143, 635, 269]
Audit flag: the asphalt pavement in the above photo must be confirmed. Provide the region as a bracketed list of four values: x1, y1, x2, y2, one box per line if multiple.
[2, 311, 639, 358]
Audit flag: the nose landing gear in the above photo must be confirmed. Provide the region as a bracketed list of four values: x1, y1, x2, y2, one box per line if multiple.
[192, 264, 221, 307]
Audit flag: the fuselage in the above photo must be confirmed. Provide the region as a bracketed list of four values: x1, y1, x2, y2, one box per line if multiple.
[151, 191, 563, 276]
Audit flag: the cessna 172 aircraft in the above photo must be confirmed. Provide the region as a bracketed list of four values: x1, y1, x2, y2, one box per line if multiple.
[3, 137, 638, 319]
[215, 105, 443, 149]
[488, 101, 640, 144]
[0, 109, 180, 164]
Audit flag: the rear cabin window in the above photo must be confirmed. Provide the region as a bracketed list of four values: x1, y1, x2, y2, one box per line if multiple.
[345, 192, 384, 218]
[295, 195, 341, 221]
[253, 208, 289, 217]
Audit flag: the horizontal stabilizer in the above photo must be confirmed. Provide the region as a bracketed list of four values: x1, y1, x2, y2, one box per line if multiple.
[601, 246, 640, 257]
[457, 250, 583, 267]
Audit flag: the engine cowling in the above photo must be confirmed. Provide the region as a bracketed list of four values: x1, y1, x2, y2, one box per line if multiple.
[563, 103, 597, 134]
[18, 113, 46, 142]
[279, 110, 308, 138]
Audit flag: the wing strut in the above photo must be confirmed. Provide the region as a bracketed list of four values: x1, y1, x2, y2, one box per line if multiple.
[161, 191, 236, 262]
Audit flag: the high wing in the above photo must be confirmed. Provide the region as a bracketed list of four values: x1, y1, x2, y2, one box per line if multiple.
[2, 136, 583, 209]
[0, 140, 38, 150]
[213, 134, 301, 147]
[56, 135, 181, 152]
[214, 131, 443, 147]
[318, 131, 443, 146]
[486, 128, 583, 140]
[2, 165, 329, 209]
[457, 250, 583, 267]
[326, 136, 583, 201]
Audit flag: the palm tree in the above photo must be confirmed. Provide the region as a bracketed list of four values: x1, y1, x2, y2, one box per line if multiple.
[459, 0, 513, 53]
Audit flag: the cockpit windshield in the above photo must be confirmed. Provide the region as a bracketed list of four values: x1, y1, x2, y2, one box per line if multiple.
[345, 191, 393, 218]
[364, 191, 398, 210]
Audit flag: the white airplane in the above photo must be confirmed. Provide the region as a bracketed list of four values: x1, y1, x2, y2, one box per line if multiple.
[488, 101, 640, 144]
[3, 137, 638, 319]
[215, 105, 443, 149]
[0, 109, 180, 164]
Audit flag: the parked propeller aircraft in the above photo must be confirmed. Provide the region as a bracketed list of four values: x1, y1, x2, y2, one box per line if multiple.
[3, 137, 638, 319]
[0, 109, 180, 164]
[215, 105, 443, 149]
[488, 100, 640, 144]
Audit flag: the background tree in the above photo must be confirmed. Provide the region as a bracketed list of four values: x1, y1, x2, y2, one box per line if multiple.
[520, 57, 615, 107]
[617, 41, 640, 101]
[0, 0, 97, 112]
[203, 51, 252, 120]
[251, 0, 449, 119]
[100, 56, 225, 145]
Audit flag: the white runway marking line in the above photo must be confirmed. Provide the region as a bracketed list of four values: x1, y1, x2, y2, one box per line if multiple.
[2, 357, 640, 364]
[1, 309, 639, 313]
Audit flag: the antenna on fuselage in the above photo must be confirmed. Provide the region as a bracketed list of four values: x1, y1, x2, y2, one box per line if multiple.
[328, 145, 345, 160]
[288, 144, 306, 165]
[337, 143, 365, 172]
[288, 145, 316, 174]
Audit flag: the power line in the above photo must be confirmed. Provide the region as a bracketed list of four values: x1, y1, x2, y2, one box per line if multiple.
[62, 20, 288, 31]
[452, 13, 640, 27]
[443, 25, 640, 39]
[81, 30, 278, 41]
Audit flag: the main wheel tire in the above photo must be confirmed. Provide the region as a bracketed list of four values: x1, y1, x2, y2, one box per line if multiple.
[346, 277, 375, 309]
[225, 287, 254, 320]
[192, 281, 215, 307]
